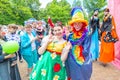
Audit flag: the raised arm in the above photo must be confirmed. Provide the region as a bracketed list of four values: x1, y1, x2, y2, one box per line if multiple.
[38, 35, 53, 55]
[61, 41, 71, 62]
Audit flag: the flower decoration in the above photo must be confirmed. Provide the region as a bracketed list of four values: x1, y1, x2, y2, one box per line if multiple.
[51, 52, 57, 59]
[53, 63, 61, 72]
[53, 75, 60, 80]
[32, 71, 36, 78]
[41, 69, 46, 76]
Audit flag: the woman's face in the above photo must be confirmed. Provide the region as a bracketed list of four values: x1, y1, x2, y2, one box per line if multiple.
[53, 26, 63, 37]
[104, 11, 109, 16]
[73, 22, 83, 31]
[8, 27, 16, 33]
[25, 27, 32, 34]
[94, 10, 99, 16]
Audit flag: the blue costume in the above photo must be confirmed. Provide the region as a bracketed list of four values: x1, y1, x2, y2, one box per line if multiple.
[20, 31, 38, 68]
[66, 32, 92, 80]
[66, 7, 92, 80]
[89, 17, 100, 60]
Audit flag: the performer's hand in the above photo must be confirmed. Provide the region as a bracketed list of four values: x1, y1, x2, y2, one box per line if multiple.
[5, 54, 15, 59]
[31, 36, 38, 42]
[11, 61, 17, 66]
[90, 28, 93, 34]
[99, 29, 101, 34]
[47, 34, 53, 43]
[112, 26, 115, 29]
[66, 41, 72, 50]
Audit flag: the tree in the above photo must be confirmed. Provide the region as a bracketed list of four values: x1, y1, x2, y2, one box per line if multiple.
[0, 0, 15, 24]
[13, 6, 33, 25]
[72, 0, 82, 8]
[9, 0, 41, 20]
[0, 0, 33, 25]
[40, 0, 71, 25]
[27, 0, 41, 20]
[83, 0, 107, 21]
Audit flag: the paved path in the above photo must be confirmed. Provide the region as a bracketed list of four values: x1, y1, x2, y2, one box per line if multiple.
[18, 60, 120, 80]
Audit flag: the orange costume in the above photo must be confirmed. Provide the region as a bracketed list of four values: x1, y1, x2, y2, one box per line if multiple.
[99, 13, 118, 63]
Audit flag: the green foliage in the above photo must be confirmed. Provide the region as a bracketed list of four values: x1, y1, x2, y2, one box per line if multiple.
[39, 0, 71, 25]
[72, 0, 82, 7]
[0, 0, 107, 25]
[14, 6, 33, 25]
[10, 0, 41, 22]
[83, 0, 107, 21]
[0, 0, 15, 24]
[0, 0, 40, 25]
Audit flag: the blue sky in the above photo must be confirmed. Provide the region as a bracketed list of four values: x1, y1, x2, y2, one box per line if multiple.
[39, 0, 73, 8]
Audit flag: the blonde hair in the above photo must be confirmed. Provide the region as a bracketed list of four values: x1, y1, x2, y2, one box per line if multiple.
[25, 24, 32, 28]
[8, 24, 18, 29]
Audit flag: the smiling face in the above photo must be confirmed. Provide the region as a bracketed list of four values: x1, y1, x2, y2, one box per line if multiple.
[8, 27, 16, 33]
[73, 22, 83, 31]
[25, 25, 32, 34]
[53, 26, 63, 37]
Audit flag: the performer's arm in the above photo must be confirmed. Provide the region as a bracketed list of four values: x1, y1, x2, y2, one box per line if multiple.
[61, 41, 71, 62]
[38, 35, 53, 55]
